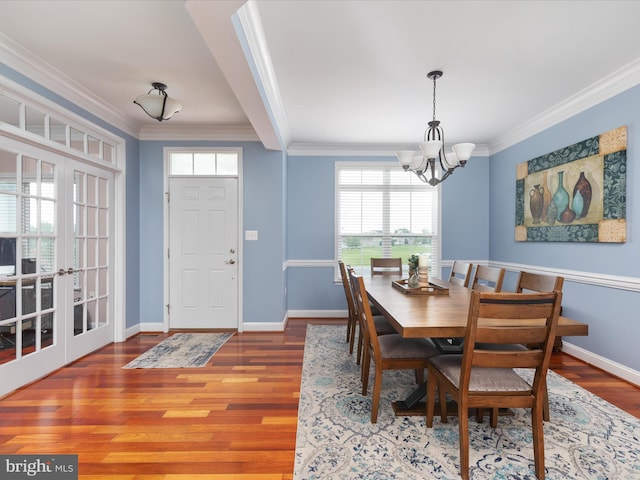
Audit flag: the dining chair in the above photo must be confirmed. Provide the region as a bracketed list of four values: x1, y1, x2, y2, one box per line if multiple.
[448, 260, 472, 287]
[470, 265, 505, 293]
[370, 257, 403, 277]
[426, 290, 563, 480]
[338, 261, 394, 359]
[348, 266, 397, 368]
[350, 270, 439, 423]
[476, 270, 563, 423]
[338, 260, 358, 349]
[516, 271, 564, 293]
[432, 263, 505, 356]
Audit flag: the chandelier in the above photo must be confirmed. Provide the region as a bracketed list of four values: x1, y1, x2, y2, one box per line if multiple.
[397, 71, 475, 186]
[134, 82, 182, 122]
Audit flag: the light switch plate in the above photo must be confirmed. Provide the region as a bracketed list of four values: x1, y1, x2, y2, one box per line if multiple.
[245, 230, 258, 241]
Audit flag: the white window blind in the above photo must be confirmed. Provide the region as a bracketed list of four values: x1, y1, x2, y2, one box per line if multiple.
[335, 162, 440, 278]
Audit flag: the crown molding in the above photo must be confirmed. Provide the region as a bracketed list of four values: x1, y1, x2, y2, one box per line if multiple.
[0, 32, 140, 138]
[138, 124, 259, 141]
[286, 143, 490, 157]
[490, 57, 640, 154]
[234, 0, 290, 148]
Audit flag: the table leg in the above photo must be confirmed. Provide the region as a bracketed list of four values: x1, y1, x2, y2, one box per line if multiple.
[391, 383, 515, 419]
[392, 382, 427, 416]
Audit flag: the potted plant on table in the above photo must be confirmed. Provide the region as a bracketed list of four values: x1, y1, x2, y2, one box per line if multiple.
[408, 254, 420, 277]
[408, 254, 420, 287]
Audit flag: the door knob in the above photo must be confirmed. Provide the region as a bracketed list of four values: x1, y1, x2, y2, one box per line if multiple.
[225, 259, 236, 264]
[58, 268, 67, 276]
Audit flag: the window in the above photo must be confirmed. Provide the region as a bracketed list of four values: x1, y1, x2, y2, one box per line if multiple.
[168, 151, 238, 176]
[0, 89, 120, 166]
[335, 162, 440, 278]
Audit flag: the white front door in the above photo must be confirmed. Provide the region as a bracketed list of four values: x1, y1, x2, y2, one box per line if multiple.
[168, 177, 238, 329]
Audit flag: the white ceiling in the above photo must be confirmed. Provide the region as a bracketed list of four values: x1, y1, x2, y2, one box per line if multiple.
[2, 0, 640, 155]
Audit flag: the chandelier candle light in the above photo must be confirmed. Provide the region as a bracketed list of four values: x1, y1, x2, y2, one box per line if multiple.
[397, 71, 475, 186]
[418, 254, 429, 286]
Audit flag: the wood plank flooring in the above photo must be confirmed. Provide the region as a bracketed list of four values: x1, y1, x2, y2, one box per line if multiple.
[1, 318, 638, 479]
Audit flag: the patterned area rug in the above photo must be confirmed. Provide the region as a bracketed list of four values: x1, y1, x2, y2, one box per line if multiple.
[123, 332, 233, 369]
[295, 325, 640, 479]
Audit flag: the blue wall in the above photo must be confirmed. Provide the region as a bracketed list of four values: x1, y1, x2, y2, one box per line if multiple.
[138, 140, 286, 326]
[489, 85, 640, 372]
[286, 154, 490, 311]
[441, 155, 490, 262]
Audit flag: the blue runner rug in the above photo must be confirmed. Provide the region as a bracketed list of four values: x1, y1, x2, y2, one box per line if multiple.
[123, 332, 233, 369]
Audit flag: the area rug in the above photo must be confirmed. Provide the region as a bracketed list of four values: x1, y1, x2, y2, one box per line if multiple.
[123, 332, 233, 369]
[294, 325, 640, 479]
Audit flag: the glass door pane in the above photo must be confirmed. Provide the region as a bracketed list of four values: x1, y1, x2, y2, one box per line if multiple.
[0, 148, 61, 369]
[66, 159, 113, 361]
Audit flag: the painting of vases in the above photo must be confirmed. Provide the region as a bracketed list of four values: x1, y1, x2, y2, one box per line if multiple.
[515, 125, 627, 243]
[525, 161, 601, 228]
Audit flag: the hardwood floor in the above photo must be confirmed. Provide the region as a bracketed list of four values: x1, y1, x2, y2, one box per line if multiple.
[1, 318, 638, 479]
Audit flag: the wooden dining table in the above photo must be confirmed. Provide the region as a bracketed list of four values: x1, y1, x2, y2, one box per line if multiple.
[364, 274, 589, 415]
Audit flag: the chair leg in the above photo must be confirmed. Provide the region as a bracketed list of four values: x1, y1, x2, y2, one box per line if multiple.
[346, 316, 351, 343]
[356, 326, 363, 365]
[543, 382, 550, 422]
[361, 350, 370, 395]
[415, 368, 425, 384]
[348, 317, 358, 354]
[475, 408, 484, 423]
[360, 345, 371, 383]
[426, 370, 437, 428]
[489, 408, 498, 428]
[532, 402, 546, 479]
[370, 365, 382, 423]
[439, 384, 448, 424]
[458, 402, 470, 480]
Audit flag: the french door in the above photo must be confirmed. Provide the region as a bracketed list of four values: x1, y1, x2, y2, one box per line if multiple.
[0, 139, 114, 396]
[65, 159, 114, 360]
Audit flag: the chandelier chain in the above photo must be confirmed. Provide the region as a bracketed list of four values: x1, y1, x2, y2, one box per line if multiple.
[432, 74, 437, 123]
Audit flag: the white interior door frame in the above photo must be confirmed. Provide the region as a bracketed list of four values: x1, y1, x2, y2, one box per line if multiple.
[162, 146, 243, 333]
[0, 77, 126, 343]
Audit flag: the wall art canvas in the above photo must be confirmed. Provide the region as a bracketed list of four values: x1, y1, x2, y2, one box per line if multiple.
[515, 126, 626, 242]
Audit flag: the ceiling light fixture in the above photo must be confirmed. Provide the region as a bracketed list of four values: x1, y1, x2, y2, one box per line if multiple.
[397, 71, 475, 186]
[133, 82, 182, 121]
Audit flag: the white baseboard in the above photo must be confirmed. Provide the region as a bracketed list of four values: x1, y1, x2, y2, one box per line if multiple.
[562, 341, 640, 387]
[130, 319, 291, 334]
[133, 322, 165, 335]
[124, 324, 141, 340]
[242, 321, 287, 332]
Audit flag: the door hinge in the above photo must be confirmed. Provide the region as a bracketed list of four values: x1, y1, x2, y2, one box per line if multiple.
[165, 191, 170, 202]
[167, 248, 170, 259]
[166, 304, 170, 313]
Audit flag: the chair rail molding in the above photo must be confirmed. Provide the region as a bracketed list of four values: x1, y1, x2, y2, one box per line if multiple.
[490, 261, 640, 293]
[287, 259, 335, 268]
